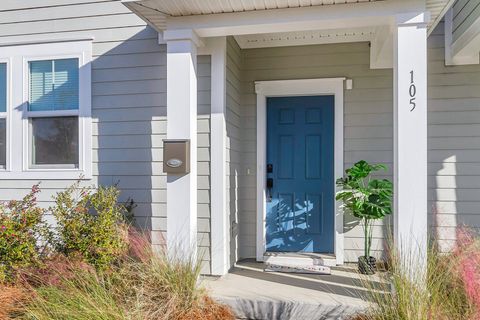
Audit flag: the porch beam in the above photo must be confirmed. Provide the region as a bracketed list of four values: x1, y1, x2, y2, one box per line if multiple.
[166, 32, 199, 261]
[370, 26, 394, 69]
[166, 1, 423, 37]
[393, 12, 428, 279]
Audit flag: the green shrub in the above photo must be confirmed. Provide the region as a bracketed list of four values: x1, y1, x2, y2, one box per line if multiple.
[0, 185, 51, 282]
[51, 182, 129, 270]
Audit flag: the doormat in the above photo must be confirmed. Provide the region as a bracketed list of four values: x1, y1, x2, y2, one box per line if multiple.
[264, 263, 331, 275]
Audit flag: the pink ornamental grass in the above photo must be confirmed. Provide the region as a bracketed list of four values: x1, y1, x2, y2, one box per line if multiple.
[456, 229, 480, 320]
[126, 227, 155, 262]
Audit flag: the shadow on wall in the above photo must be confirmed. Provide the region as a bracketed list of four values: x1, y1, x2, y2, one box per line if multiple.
[92, 26, 162, 233]
[93, 28, 213, 257]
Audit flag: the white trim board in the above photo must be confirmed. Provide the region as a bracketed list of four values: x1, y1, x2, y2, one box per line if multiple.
[233, 28, 375, 49]
[202, 37, 230, 276]
[255, 78, 345, 266]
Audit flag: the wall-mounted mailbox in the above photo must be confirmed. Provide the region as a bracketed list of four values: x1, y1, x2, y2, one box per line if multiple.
[163, 139, 190, 174]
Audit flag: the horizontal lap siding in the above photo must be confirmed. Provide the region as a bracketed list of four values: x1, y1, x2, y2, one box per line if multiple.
[239, 42, 393, 262]
[151, 56, 212, 274]
[197, 56, 212, 273]
[0, 1, 160, 225]
[428, 22, 480, 252]
[0, 1, 212, 274]
[226, 37, 243, 265]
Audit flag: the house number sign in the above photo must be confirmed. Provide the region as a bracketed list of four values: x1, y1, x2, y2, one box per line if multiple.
[409, 70, 416, 112]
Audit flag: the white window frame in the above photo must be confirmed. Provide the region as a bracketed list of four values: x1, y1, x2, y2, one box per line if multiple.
[0, 58, 11, 171]
[0, 39, 92, 180]
[25, 55, 83, 171]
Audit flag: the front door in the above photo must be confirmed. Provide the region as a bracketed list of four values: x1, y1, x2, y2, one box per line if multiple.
[266, 96, 335, 253]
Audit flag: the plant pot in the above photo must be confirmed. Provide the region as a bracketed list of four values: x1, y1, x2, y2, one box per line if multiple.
[358, 256, 376, 275]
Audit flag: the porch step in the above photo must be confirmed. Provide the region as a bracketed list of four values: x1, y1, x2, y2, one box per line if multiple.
[264, 252, 336, 268]
[205, 260, 369, 320]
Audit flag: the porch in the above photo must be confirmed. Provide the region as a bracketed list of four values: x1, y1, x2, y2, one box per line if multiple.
[121, 0, 447, 277]
[203, 259, 383, 320]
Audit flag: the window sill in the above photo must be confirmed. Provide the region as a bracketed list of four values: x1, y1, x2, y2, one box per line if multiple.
[0, 169, 92, 180]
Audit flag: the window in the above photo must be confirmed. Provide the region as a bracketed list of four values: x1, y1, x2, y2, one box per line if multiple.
[0, 63, 7, 169]
[28, 58, 80, 168]
[0, 39, 92, 179]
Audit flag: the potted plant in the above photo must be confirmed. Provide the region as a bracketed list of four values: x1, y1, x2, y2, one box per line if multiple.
[336, 160, 393, 275]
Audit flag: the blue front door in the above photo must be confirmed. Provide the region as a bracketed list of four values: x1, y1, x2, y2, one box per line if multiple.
[266, 96, 335, 253]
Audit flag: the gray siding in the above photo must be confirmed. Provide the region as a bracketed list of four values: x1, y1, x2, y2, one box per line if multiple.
[197, 56, 212, 273]
[231, 24, 480, 261]
[226, 37, 243, 265]
[4, 0, 480, 269]
[452, 0, 480, 42]
[235, 42, 393, 262]
[0, 1, 212, 274]
[428, 21, 480, 252]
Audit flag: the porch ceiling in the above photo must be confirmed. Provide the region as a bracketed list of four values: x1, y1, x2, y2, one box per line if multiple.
[125, 0, 380, 17]
[124, 0, 454, 35]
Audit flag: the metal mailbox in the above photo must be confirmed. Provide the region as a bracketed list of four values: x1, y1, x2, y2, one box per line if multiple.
[163, 139, 190, 174]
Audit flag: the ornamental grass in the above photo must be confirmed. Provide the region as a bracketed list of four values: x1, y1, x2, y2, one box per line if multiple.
[354, 228, 480, 320]
[0, 183, 233, 320]
[1, 229, 233, 320]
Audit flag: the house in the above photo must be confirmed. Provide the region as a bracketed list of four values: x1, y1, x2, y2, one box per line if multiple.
[1, 0, 479, 277]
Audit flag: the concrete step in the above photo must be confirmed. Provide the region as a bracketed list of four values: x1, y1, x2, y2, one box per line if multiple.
[205, 260, 369, 320]
[264, 253, 336, 267]
[215, 295, 363, 320]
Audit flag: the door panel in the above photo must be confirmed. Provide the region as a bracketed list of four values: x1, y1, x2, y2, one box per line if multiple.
[278, 135, 294, 179]
[266, 96, 334, 253]
[305, 135, 322, 179]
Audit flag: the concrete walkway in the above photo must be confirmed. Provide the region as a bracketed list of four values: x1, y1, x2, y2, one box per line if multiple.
[202, 260, 386, 320]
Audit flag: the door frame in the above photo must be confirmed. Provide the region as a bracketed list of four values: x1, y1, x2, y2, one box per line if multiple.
[255, 78, 345, 265]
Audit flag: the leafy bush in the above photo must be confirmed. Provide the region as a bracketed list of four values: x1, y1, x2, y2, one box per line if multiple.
[0, 185, 51, 282]
[0, 183, 234, 319]
[51, 182, 129, 270]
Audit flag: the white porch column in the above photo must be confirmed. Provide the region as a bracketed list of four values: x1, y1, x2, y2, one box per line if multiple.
[207, 37, 229, 275]
[393, 13, 428, 278]
[165, 30, 203, 260]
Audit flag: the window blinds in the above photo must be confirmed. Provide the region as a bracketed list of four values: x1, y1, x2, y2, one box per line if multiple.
[29, 58, 79, 111]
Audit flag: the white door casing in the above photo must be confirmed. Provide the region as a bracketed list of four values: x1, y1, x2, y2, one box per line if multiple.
[255, 78, 345, 265]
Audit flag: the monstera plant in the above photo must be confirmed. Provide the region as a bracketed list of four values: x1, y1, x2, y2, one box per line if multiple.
[336, 160, 393, 275]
